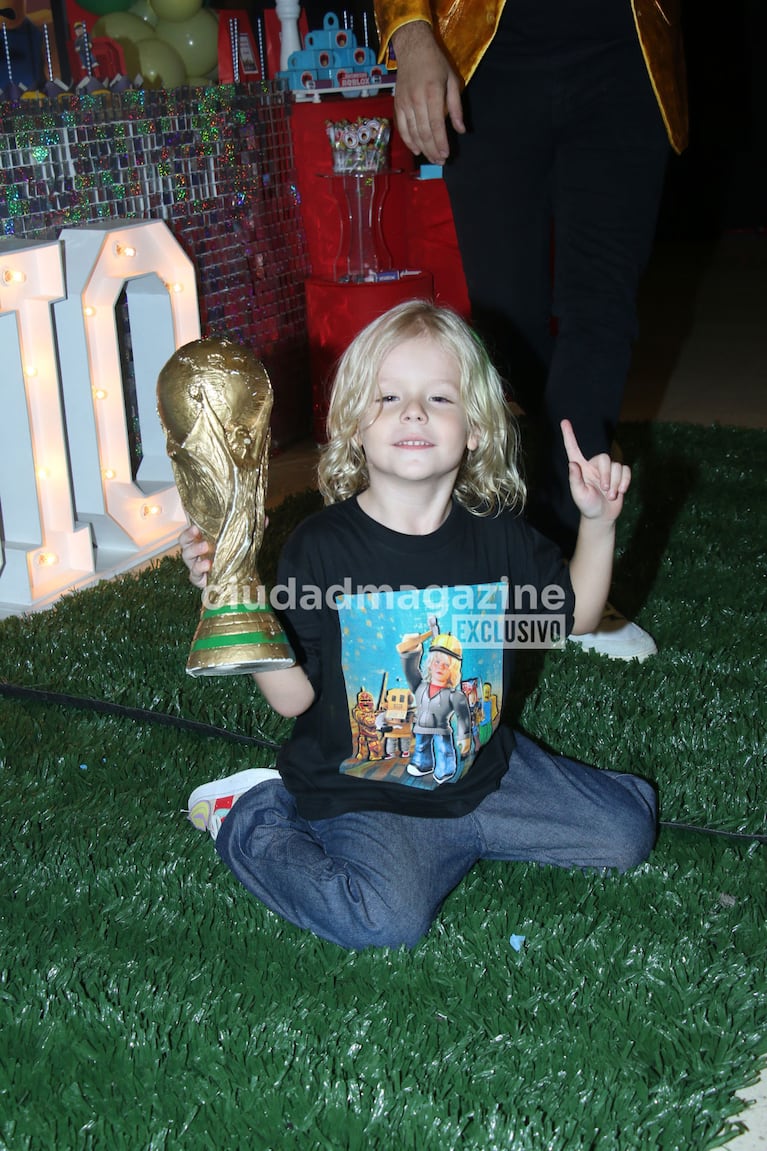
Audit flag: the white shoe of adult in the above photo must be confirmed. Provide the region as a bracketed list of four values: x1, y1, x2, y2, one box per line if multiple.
[568, 604, 658, 662]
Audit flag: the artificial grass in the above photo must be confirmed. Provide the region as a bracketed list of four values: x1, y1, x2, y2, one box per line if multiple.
[0, 422, 765, 1150]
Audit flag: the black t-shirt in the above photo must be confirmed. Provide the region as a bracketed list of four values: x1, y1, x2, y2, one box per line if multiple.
[271, 497, 574, 821]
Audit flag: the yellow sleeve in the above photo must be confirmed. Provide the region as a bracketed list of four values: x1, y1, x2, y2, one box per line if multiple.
[372, 0, 435, 67]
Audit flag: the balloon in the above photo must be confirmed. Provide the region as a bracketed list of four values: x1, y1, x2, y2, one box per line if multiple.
[148, 0, 201, 22]
[129, 0, 158, 27]
[155, 8, 218, 78]
[75, 0, 134, 15]
[135, 36, 186, 86]
[92, 11, 155, 42]
[91, 12, 151, 74]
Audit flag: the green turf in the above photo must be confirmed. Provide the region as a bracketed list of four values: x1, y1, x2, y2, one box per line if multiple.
[0, 423, 765, 1150]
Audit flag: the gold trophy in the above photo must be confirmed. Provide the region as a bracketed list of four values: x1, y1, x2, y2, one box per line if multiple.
[156, 337, 295, 677]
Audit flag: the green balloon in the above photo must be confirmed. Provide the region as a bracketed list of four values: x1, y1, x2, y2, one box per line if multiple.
[135, 35, 186, 87]
[155, 8, 218, 78]
[92, 11, 155, 42]
[76, 0, 134, 16]
[129, 0, 158, 26]
[149, 0, 200, 21]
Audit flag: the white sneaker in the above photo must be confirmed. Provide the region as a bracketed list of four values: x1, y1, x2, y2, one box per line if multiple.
[568, 604, 658, 662]
[186, 767, 281, 840]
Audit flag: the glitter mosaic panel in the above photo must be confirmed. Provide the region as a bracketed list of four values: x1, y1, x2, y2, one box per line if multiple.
[0, 84, 312, 444]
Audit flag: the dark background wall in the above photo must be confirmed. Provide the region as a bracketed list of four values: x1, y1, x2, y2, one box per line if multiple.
[661, 0, 766, 236]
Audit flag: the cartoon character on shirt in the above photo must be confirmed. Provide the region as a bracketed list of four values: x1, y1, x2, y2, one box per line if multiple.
[351, 687, 383, 760]
[461, 677, 484, 753]
[479, 680, 499, 745]
[398, 631, 472, 784]
[375, 685, 415, 759]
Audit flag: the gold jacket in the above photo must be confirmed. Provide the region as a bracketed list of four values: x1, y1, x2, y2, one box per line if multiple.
[374, 0, 688, 153]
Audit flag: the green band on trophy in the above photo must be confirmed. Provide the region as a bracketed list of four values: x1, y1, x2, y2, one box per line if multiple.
[191, 630, 289, 651]
[201, 603, 272, 619]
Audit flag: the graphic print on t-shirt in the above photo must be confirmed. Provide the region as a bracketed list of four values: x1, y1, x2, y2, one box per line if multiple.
[338, 582, 505, 789]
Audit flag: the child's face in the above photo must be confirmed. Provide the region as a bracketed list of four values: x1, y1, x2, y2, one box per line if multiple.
[357, 335, 478, 492]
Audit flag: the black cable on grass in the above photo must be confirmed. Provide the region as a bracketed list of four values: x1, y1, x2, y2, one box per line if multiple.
[2, 680, 765, 844]
[0, 680, 282, 752]
[660, 821, 767, 845]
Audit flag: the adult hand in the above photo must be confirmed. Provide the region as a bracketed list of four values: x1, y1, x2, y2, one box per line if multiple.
[390, 21, 465, 164]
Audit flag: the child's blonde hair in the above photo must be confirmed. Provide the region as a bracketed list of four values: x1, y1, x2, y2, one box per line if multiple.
[318, 300, 526, 515]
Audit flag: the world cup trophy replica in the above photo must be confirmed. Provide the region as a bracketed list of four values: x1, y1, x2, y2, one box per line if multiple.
[156, 337, 295, 677]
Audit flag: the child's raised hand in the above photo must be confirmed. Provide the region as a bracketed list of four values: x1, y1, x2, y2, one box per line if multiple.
[561, 419, 631, 523]
[179, 524, 211, 589]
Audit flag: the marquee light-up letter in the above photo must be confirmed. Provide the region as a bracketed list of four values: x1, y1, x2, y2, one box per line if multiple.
[54, 221, 200, 561]
[0, 238, 94, 609]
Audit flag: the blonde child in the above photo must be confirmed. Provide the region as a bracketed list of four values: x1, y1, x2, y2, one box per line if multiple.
[179, 300, 656, 950]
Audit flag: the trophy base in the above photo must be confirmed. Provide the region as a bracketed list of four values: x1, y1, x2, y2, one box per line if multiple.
[185, 601, 295, 678]
[186, 649, 296, 677]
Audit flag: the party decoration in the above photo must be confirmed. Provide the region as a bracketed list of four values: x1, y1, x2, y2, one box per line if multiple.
[323, 114, 393, 282]
[217, 9, 263, 85]
[156, 338, 295, 677]
[326, 116, 390, 173]
[0, 0, 44, 93]
[154, 7, 218, 79]
[274, 0, 299, 71]
[0, 86, 311, 614]
[0, 221, 198, 610]
[134, 34, 185, 86]
[276, 11, 391, 96]
[54, 220, 196, 555]
[128, 0, 158, 26]
[147, 0, 201, 23]
[75, 0, 134, 17]
[91, 10, 153, 75]
[91, 11, 155, 43]
[0, 238, 94, 607]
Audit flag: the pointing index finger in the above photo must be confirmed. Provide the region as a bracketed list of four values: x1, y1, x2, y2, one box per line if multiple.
[560, 419, 587, 466]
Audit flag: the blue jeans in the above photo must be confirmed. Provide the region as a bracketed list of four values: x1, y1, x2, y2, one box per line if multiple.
[410, 731, 457, 782]
[215, 732, 657, 950]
